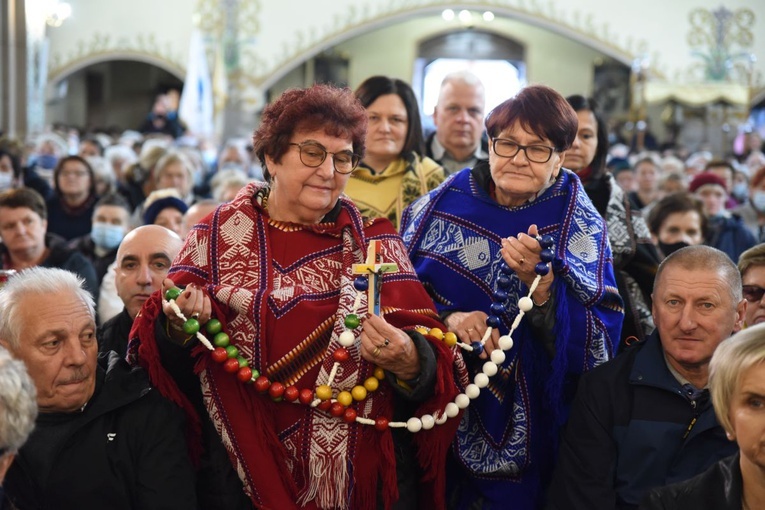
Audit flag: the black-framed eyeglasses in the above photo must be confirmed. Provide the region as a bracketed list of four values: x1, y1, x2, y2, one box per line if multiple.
[289, 142, 360, 175]
[743, 285, 765, 303]
[491, 138, 556, 164]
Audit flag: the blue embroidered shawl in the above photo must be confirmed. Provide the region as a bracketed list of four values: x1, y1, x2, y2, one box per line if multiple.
[401, 165, 624, 508]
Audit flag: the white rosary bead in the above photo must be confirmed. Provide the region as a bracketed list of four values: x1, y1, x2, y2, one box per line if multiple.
[518, 296, 534, 312]
[406, 417, 423, 433]
[337, 330, 355, 347]
[465, 384, 481, 399]
[420, 414, 435, 430]
[482, 361, 498, 377]
[474, 372, 490, 388]
[498, 335, 514, 351]
[445, 402, 460, 418]
[490, 349, 506, 365]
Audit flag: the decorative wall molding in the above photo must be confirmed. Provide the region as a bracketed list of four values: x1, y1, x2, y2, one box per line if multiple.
[48, 32, 185, 82]
[253, 0, 662, 92]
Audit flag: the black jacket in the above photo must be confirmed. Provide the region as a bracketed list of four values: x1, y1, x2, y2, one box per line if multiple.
[639, 453, 742, 509]
[547, 332, 735, 510]
[0, 233, 99, 303]
[97, 307, 134, 357]
[4, 352, 198, 510]
[67, 234, 118, 285]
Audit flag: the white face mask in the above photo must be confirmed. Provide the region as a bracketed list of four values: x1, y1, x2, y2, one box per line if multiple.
[753, 191, 765, 213]
[0, 172, 13, 190]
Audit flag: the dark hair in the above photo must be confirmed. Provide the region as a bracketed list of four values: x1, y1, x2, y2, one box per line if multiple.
[354, 76, 425, 157]
[80, 136, 104, 156]
[53, 155, 97, 198]
[634, 157, 658, 172]
[565, 95, 609, 177]
[0, 188, 48, 220]
[94, 192, 131, 211]
[705, 159, 734, 176]
[252, 84, 368, 182]
[486, 85, 577, 153]
[646, 192, 707, 239]
[0, 149, 21, 179]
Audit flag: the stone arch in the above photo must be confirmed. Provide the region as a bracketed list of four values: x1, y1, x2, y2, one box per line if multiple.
[256, 3, 647, 91]
[49, 51, 184, 84]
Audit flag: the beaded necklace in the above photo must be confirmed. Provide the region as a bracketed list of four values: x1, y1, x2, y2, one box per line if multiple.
[165, 235, 556, 432]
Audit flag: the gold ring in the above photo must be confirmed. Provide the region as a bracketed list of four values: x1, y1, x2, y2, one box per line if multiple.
[373, 347, 381, 357]
[519, 257, 525, 265]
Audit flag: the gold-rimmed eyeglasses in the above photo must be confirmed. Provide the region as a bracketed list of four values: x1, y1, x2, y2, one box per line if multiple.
[289, 142, 360, 174]
[492, 138, 556, 164]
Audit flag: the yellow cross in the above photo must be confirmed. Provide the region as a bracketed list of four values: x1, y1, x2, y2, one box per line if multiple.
[352, 240, 399, 315]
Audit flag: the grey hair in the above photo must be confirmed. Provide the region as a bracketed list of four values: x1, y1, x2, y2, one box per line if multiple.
[0, 346, 38, 454]
[709, 323, 765, 434]
[440, 70, 485, 92]
[0, 267, 95, 349]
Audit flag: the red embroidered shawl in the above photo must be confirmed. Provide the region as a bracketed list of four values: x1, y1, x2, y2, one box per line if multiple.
[129, 183, 463, 509]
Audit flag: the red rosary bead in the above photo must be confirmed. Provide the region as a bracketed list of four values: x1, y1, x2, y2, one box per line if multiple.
[211, 347, 228, 363]
[332, 347, 350, 362]
[298, 388, 314, 405]
[343, 408, 357, 423]
[269, 382, 286, 399]
[284, 386, 299, 402]
[254, 376, 271, 393]
[236, 367, 252, 383]
[223, 358, 240, 373]
[317, 400, 332, 411]
[374, 417, 389, 431]
[330, 402, 346, 417]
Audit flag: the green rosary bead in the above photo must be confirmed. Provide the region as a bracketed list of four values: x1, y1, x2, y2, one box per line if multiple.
[183, 318, 200, 335]
[206, 319, 222, 335]
[344, 314, 360, 329]
[213, 332, 230, 347]
[164, 287, 181, 301]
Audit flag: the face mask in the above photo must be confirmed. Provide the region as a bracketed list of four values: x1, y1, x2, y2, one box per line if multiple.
[91, 223, 125, 250]
[37, 154, 58, 170]
[753, 191, 765, 213]
[0, 172, 14, 190]
[732, 182, 748, 201]
[659, 241, 690, 257]
[202, 149, 217, 168]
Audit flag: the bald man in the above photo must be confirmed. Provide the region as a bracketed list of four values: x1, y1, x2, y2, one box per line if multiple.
[182, 199, 220, 238]
[97, 225, 183, 357]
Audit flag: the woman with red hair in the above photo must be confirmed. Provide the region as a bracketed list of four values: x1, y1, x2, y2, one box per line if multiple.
[129, 84, 464, 510]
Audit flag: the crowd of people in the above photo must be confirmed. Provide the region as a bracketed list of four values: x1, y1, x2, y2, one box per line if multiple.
[0, 72, 765, 510]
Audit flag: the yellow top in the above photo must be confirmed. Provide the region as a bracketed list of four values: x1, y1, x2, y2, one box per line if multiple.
[344, 153, 445, 229]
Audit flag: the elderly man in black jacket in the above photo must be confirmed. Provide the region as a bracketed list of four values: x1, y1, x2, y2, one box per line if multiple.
[0, 266, 197, 510]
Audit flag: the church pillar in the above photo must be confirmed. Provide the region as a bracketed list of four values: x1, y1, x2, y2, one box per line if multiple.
[0, 0, 28, 138]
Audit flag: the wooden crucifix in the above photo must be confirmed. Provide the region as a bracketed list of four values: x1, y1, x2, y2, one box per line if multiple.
[352, 240, 399, 315]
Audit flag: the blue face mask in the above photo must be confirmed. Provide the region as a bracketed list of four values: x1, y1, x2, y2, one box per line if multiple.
[0, 171, 14, 191]
[753, 191, 765, 213]
[732, 182, 749, 201]
[91, 223, 125, 250]
[37, 154, 58, 170]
